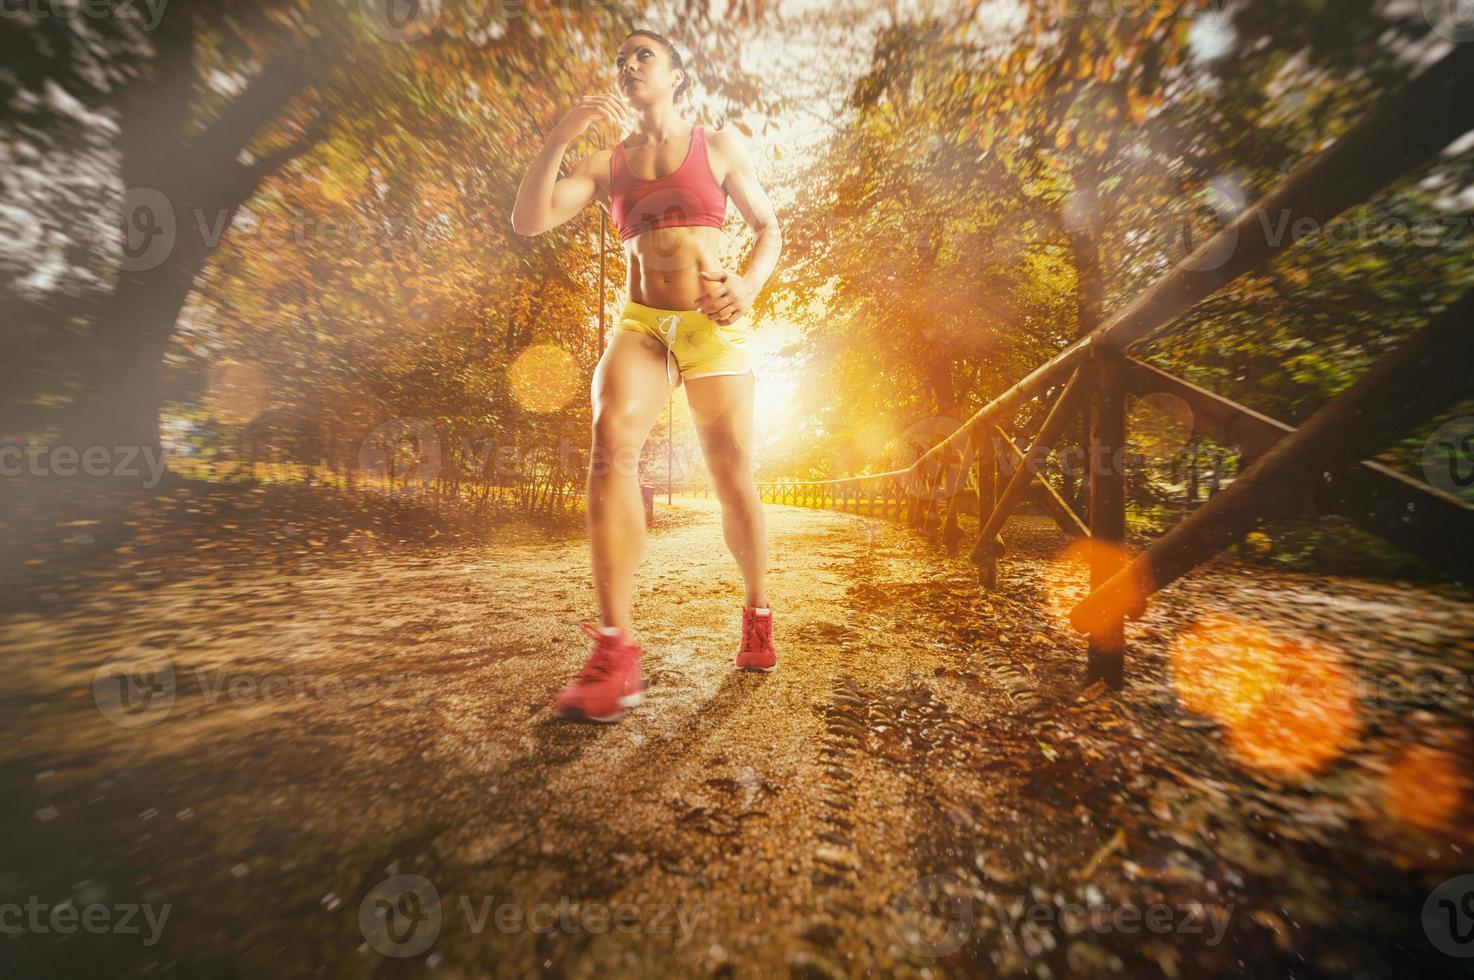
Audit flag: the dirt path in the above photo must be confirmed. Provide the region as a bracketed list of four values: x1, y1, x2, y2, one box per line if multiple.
[3, 498, 1472, 978]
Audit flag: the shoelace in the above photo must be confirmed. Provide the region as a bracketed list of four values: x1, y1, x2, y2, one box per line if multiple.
[577, 648, 621, 683]
[742, 612, 770, 652]
[577, 622, 631, 682]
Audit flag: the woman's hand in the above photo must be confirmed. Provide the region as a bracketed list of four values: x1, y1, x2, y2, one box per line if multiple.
[550, 91, 630, 144]
[696, 269, 756, 325]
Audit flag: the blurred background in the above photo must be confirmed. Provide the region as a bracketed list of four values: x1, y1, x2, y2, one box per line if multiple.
[2, 0, 1468, 563]
[3, 0, 1474, 977]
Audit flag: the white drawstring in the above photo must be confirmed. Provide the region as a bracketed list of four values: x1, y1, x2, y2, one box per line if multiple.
[655, 313, 681, 387]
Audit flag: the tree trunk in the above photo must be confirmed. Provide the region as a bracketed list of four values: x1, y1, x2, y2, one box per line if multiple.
[59, 17, 324, 474]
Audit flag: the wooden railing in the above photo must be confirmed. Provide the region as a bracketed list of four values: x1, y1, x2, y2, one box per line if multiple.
[738, 44, 1474, 689]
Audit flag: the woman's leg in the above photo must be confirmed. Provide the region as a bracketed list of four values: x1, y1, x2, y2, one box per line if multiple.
[684, 371, 769, 609]
[588, 330, 677, 637]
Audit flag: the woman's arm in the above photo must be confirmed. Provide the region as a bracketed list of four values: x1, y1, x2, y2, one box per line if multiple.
[695, 129, 782, 323]
[511, 94, 624, 236]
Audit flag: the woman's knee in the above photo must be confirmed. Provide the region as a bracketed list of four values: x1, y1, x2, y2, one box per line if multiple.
[590, 407, 651, 479]
[708, 452, 754, 496]
[592, 401, 651, 446]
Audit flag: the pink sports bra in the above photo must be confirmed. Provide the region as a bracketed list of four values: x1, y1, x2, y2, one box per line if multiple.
[608, 124, 728, 241]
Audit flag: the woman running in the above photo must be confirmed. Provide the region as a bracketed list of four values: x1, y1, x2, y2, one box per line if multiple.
[512, 29, 784, 722]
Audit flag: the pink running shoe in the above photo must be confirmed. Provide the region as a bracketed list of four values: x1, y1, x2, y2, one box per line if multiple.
[736, 605, 777, 672]
[555, 623, 644, 723]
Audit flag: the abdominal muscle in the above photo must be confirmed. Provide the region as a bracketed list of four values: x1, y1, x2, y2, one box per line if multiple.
[620, 224, 728, 314]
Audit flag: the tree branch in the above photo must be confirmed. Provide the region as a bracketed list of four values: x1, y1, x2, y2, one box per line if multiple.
[187, 46, 325, 172]
[239, 117, 330, 188]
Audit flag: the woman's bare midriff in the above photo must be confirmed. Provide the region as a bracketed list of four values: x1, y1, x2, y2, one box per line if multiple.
[619, 223, 727, 312]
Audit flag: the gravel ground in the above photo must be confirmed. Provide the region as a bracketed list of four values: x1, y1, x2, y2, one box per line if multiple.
[2, 497, 1472, 978]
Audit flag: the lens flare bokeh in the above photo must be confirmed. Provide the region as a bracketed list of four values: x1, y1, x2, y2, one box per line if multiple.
[1169, 615, 1360, 781]
[509, 343, 579, 413]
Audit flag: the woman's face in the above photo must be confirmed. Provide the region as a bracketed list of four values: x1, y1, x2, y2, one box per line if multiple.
[616, 36, 682, 107]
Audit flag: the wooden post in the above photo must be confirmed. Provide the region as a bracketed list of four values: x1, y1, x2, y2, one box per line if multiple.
[976, 426, 998, 589]
[941, 443, 965, 556]
[1086, 348, 1128, 689]
[971, 372, 1086, 564]
[1073, 288, 1474, 635]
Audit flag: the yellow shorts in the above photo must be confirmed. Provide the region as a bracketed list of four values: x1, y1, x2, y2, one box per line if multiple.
[615, 299, 753, 387]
